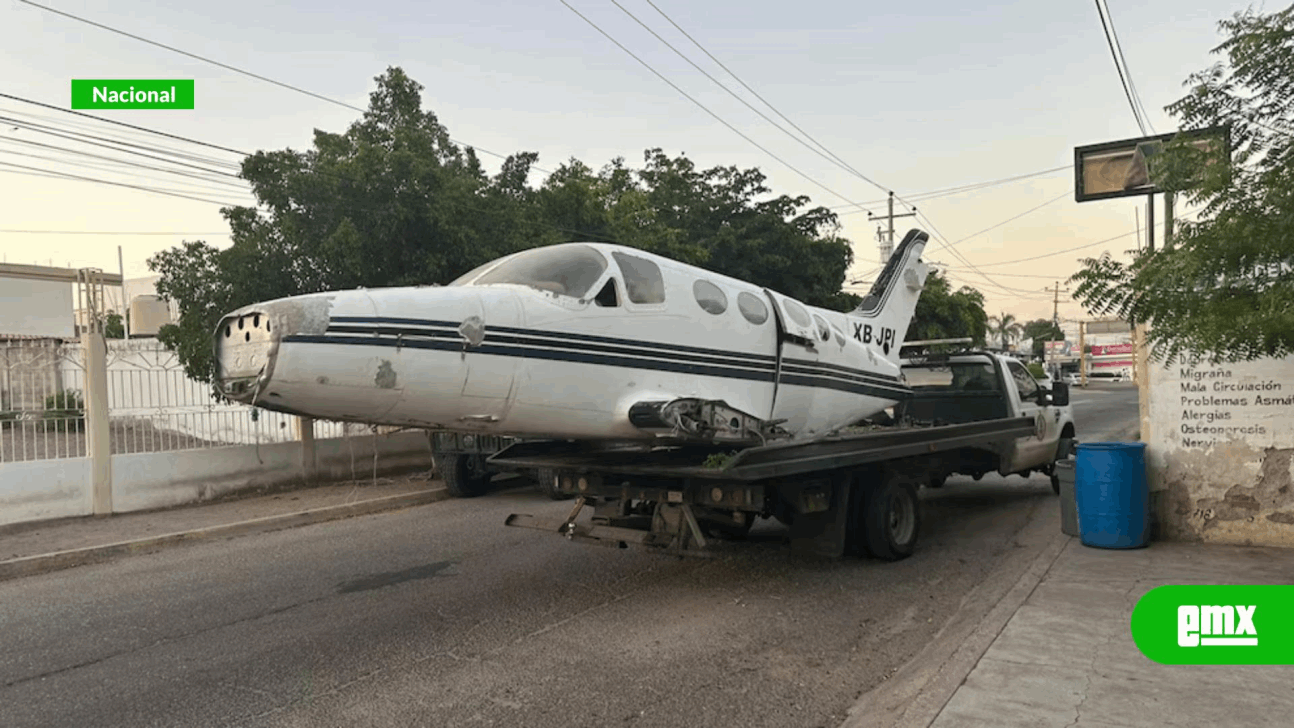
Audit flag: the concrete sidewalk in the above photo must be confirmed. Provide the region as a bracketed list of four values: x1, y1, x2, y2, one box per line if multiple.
[851, 537, 1294, 728]
[0, 473, 452, 582]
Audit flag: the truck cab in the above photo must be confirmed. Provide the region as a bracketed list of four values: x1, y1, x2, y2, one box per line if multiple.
[898, 350, 1076, 493]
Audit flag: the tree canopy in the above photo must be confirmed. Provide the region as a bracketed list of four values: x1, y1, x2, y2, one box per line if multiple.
[1069, 5, 1294, 364]
[904, 269, 988, 346]
[1021, 318, 1065, 358]
[150, 67, 860, 384]
[987, 312, 1024, 351]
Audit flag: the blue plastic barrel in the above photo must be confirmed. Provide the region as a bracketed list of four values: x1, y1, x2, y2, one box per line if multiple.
[1074, 442, 1149, 549]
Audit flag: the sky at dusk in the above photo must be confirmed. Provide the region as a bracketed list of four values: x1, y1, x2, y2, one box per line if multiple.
[0, 0, 1249, 327]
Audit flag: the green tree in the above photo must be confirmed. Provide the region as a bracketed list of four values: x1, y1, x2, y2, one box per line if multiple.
[103, 311, 125, 339]
[537, 149, 860, 310]
[151, 67, 540, 384]
[1070, 5, 1294, 364]
[151, 69, 865, 385]
[1021, 318, 1064, 358]
[987, 312, 1024, 350]
[904, 270, 988, 345]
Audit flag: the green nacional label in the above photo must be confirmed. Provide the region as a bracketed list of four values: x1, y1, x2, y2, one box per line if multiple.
[1131, 585, 1294, 664]
[71, 80, 194, 109]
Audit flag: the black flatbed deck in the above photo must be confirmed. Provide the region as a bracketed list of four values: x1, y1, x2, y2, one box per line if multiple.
[488, 416, 1037, 482]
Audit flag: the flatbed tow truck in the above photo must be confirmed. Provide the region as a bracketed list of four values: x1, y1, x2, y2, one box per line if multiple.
[495, 347, 1076, 560]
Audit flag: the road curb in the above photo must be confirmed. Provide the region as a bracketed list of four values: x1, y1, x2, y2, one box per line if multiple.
[843, 531, 1071, 728]
[0, 487, 451, 583]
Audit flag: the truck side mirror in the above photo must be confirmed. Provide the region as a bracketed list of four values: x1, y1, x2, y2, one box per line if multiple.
[1050, 381, 1070, 407]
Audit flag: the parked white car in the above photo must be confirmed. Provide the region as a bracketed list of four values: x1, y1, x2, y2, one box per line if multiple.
[1063, 372, 1085, 387]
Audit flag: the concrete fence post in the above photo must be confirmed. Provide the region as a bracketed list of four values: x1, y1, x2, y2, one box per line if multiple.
[81, 330, 112, 514]
[297, 416, 317, 480]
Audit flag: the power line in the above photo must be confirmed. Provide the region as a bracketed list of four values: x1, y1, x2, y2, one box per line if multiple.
[15, 1, 538, 170]
[0, 161, 248, 206]
[972, 228, 1144, 267]
[0, 229, 231, 235]
[0, 114, 244, 176]
[613, 0, 883, 211]
[559, 0, 875, 213]
[931, 190, 1072, 252]
[1094, 0, 1147, 135]
[642, 0, 876, 194]
[1100, 0, 1154, 134]
[831, 165, 1072, 212]
[0, 133, 251, 191]
[0, 92, 248, 157]
[0, 147, 257, 199]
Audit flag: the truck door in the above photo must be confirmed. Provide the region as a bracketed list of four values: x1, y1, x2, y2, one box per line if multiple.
[1004, 359, 1048, 469]
[763, 290, 823, 434]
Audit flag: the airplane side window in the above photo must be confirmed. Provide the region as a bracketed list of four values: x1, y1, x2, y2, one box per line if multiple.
[813, 314, 831, 342]
[693, 279, 728, 315]
[594, 278, 619, 307]
[612, 252, 666, 304]
[737, 292, 768, 325]
[783, 299, 812, 328]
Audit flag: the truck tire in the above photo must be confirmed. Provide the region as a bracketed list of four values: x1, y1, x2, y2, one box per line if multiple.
[535, 467, 571, 500]
[861, 476, 921, 561]
[442, 454, 492, 498]
[927, 474, 947, 489]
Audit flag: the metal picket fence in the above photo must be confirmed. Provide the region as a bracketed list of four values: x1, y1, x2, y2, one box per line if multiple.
[0, 338, 88, 462]
[1, 338, 368, 462]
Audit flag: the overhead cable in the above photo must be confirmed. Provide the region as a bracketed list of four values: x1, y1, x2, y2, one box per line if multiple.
[15, 1, 541, 169]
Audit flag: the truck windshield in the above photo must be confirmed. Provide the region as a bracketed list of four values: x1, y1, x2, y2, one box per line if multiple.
[902, 362, 1001, 392]
[460, 244, 608, 298]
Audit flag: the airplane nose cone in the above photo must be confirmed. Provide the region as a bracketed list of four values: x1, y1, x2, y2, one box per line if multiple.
[215, 308, 279, 403]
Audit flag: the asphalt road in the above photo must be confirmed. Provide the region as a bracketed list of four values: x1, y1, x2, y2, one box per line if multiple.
[0, 384, 1139, 728]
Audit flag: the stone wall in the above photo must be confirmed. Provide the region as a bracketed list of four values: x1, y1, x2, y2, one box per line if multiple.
[1147, 355, 1294, 547]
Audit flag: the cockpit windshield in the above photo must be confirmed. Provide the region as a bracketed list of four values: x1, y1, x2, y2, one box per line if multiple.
[456, 244, 608, 298]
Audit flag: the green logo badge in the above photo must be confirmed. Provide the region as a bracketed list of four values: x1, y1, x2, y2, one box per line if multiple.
[71, 80, 194, 110]
[1131, 585, 1294, 664]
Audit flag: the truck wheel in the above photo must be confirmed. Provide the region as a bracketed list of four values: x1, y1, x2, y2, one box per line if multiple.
[535, 467, 571, 500]
[927, 474, 946, 489]
[442, 454, 492, 498]
[862, 477, 921, 561]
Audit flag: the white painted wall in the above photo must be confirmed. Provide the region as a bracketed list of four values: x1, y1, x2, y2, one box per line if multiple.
[1, 432, 431, 526]
[0, 277, 75, 338]
[1147, 354, 1294, 547]
[0, 457, 92, 527]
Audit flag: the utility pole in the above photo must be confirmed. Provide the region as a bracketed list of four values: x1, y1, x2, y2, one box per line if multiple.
[1044, 282, 1068, 375]
[868, 191, 917, 265]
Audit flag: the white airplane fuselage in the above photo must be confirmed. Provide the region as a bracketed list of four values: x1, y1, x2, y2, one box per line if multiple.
[215, 232, 930, 443]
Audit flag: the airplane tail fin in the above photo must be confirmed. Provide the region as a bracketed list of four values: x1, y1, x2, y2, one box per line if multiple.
[846, 229, 931, 367]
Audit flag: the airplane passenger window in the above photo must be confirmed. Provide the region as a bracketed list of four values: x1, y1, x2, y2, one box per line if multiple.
[737, 292, 768, 325]
[693, 280, 728, 315]
[783, 299, 812, 328]
[813, 315, 831, 342]
[612, 252, 666, 304]
[469, 244, 608, 298]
